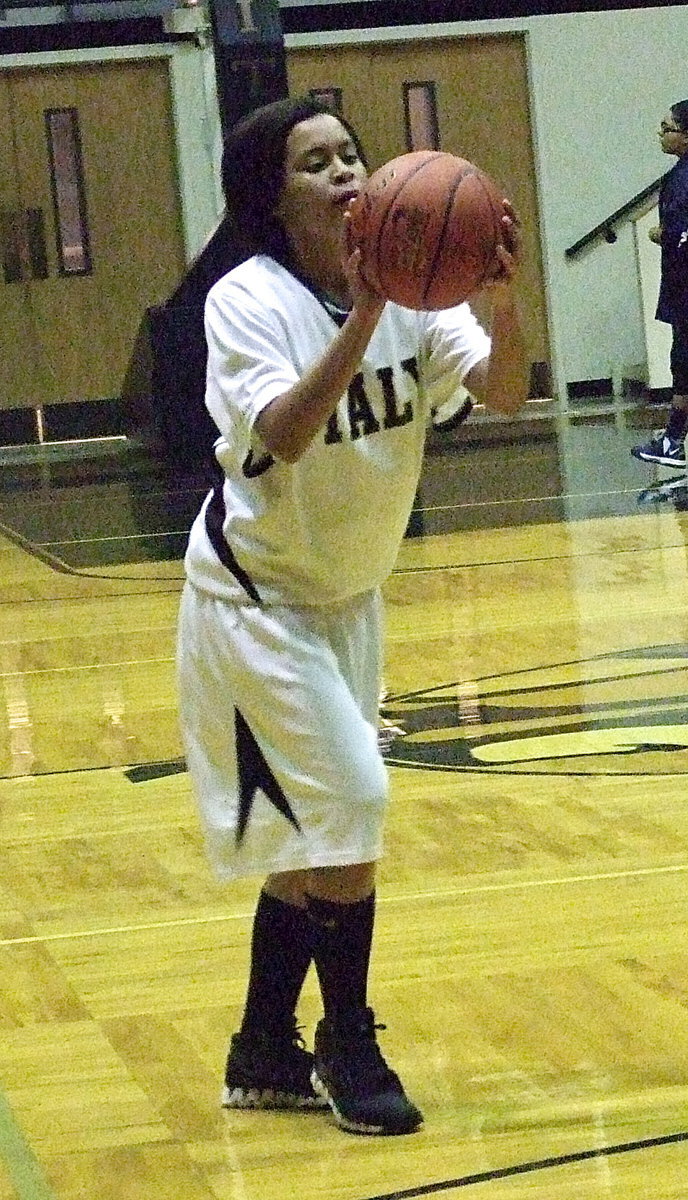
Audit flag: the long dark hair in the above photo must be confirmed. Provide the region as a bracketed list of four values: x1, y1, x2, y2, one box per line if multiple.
[220, 95, 367, 261]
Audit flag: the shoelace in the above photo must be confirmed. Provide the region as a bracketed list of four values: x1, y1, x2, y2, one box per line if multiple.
[340, 1018, 400, 1088]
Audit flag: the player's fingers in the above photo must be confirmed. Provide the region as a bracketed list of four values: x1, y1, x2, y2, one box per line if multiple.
[485, 244, 517, 287]
[499, 215, 521, 260]
[342, 210, 357, 257]
[497, 243, 517, 271]
[501, 199, 520, 227]
[344, 245, 385, 303]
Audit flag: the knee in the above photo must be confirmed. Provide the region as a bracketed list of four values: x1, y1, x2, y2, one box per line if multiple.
[265, 861, 377, 906]
[305, 861, 377, 903]
[263, 869, 311, 907]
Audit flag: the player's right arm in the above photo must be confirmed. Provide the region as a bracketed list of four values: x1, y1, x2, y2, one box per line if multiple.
[255, 247, 384, 464]
[255, 299, 383, 464]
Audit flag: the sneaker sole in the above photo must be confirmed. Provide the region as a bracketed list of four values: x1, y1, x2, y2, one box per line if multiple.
[311, 1069, 423, 1136]
[638, 476, 688, 500]
[222, 1084, 327, 1110]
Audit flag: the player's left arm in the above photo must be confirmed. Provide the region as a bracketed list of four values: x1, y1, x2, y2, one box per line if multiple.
[464, 201, 529, 416]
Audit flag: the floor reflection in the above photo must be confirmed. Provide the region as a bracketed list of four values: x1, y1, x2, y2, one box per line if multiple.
[637, 474, 688, 510]
[0, 408, 685, 569]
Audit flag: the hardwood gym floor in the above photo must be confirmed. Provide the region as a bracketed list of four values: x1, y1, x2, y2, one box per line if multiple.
[0, 404, 687, 1200]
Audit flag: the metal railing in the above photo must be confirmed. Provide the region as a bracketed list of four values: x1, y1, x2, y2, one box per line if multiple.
[565, 174, 666, 258]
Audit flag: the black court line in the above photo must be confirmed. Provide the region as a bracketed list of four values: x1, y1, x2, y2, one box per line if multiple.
[393, 536, 688, 575]
[0, 517, 183, 584]
[0, 760, 186, 785]
[388, 646, 688, 703]
[5, 512, 684, 586]
[384, 759, 688, 778]
[123, 754, 688, 784]
[361, 1129, 688, 1200]
[125, 759, 186, 782]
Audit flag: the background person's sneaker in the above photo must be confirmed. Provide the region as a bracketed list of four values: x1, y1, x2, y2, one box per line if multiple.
[223, 1024, 327, 1110]
[637, 475, 688, 508]
[312, 1007, 423, 1135]
[630, 435, 686, 468]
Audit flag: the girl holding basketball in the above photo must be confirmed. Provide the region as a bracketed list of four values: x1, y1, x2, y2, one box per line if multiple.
[177, 95, 527, 1136]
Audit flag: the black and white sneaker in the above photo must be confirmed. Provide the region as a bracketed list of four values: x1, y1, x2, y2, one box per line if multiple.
[377, 716, 406, 754]
[312, 1007, 423, 1135]
[222, 1024, 327, 1110]
[630, 434, 686, 468]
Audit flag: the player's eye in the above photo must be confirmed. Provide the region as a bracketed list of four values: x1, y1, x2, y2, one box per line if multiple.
[300, 144, 359, 173]
[303, 156, 327, 173]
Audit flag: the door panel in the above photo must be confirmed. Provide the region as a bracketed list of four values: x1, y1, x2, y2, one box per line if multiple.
[1, 59, 185, 410]
[0, 74, 42, 409]
[287, 36, 549, 367]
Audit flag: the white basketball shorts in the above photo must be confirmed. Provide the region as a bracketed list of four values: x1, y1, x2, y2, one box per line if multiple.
[176, 582, 389, 880]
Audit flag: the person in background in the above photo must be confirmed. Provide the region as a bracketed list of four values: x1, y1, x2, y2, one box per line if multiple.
[177, 95, 528, 1137]
[632, 99, 688, 470]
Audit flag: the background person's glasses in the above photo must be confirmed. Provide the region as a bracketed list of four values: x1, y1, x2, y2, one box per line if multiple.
[660, 122, 681, 133]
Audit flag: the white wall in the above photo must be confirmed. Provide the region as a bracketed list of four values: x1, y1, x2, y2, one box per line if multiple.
[167, 34, 225, 259]
[634, 206, 672, 388]
[525, 6, 688, 395]
[285, 4, 688, 399]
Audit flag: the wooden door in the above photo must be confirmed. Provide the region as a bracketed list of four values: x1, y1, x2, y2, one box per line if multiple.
[0, 72, 43, 406]
[0, 58, 185, 410]
[287, 35, 550, 371]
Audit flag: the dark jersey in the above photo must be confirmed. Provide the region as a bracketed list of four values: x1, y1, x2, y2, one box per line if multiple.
[656, 154, 688, 324]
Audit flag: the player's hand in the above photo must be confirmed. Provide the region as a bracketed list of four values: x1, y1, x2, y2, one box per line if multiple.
[484, 200, 521, 299]
[345, 246, 386, 313]
[342, 210, 386, 314]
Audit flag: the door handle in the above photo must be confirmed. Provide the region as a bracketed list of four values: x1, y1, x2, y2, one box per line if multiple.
[1, 209, 24, 284]
[26, 208, 49, 280]
[1, 208, 50, 282]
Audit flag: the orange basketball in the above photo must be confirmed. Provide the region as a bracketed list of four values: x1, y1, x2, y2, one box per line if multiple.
[347, 151, 505, 310]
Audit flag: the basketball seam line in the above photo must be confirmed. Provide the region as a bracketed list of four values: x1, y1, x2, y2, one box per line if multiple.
[374, 154, 441, 300]
[422, 168, 477, 307]
[472, 172, 503, 291]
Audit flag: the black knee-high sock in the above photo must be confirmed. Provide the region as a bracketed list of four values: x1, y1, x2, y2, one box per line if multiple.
[666, 403, 688, 440]
[240, 890, 313, 1038]
[305, 892, 376, 1025]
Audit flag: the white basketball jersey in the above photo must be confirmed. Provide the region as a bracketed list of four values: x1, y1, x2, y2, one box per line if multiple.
[183, 254, 489, 607]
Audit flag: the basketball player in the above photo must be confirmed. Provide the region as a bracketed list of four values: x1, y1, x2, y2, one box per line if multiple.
[631, 99, 688, 470]
[177, 96, 528, 1135]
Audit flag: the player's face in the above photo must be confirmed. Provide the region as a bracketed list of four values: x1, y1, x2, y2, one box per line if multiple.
[274, 114, 367, 259]
[658, 112, 688, 157]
